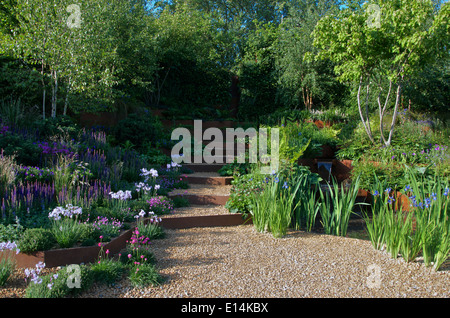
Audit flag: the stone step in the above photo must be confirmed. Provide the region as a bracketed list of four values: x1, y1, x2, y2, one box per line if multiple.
[168, 184, 231, 206]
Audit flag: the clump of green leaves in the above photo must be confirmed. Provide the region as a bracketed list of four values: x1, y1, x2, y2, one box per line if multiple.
[17, 228, 56, 254]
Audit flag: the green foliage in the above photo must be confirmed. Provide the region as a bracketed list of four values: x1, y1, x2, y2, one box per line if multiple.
[313, 0, 449, 146]
[17, 228, 56, 254]
[238, 22, 281, 121]
[136, 222, 166, 240]
[218, 159, 254, 176]
[0, 256, 15, 287]
[0, 222, 23, 242]
[225, 172, 265, 215]
[318, 175, 362, 237]
[363, 169, 450, 270]
[0, 132, 43, 166]
[90, 258, 126, 285]
[247, 162, 321, 238]
[275, 0, 346, 110]
[150, 4, 230, 110]
[128, 262, 163, 288]
[113, 111, 163, 152]
[119, 244, 157, 266]
[24, 264, 94, 298]
[250, 171, 301, 238]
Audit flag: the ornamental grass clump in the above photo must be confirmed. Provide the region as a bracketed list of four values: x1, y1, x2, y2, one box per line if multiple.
[318, 175, 362, 237]
[250, 170, 302, 238]
[404, 168, 450, 270]
[364, 168, 449, 270]
[291, 166, 322, 232]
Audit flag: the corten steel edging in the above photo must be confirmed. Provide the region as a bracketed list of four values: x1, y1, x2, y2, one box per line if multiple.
[0, 226, 135, 269]
[184, 175, 233, 186]
[160, 214, 252, 230]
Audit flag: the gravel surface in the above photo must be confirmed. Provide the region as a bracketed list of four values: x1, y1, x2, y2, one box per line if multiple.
[2, 223, 449, 299]
[76, 225, 449, 299]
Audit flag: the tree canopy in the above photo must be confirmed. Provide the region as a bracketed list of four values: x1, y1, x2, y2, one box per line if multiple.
[0, 0, 448, 126]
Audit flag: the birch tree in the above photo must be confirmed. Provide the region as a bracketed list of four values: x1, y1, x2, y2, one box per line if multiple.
[312, 0, 449, 146]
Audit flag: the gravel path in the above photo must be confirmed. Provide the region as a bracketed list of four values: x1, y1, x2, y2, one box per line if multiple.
[77, 225, 449, 298]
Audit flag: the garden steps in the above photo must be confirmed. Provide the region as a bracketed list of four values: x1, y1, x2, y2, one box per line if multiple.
[158, 117, 249, 228]
[183, 163, 226, 172]
[184, 172, 233, 185]
[167, 184, 231, 206]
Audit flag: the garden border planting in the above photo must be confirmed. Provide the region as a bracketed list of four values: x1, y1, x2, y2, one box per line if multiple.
[0, 213, 251, 269]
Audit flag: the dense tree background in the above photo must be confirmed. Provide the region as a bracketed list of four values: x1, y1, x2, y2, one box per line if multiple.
[0, 0, 448, 123]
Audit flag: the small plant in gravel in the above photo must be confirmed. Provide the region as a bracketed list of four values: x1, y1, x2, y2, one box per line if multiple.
[128, 262, 162, 288]
[24, 262, 94, 298]
[117, 211, 163, 287]
[171, 193, 190, 208]
[90, 237, 126, 285]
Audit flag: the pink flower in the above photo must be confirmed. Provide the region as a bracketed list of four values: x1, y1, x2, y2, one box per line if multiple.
[106, 249, 109, 254]
[128, 254, 132, 258]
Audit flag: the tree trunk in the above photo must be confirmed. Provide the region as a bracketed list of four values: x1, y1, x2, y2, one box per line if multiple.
[64, 77, 71, 116]
[386, 81, 402, 146]
[377, 80, 392, 145]
[41, 59, 46, 120]
[51, 69, 58, 118]
[357, 76, 375, 144]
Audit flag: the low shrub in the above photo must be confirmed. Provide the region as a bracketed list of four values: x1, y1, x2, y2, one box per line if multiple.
[17, 228, 56, 253]
[226, 172, 265, 215]
[0, 223, 24, 242]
